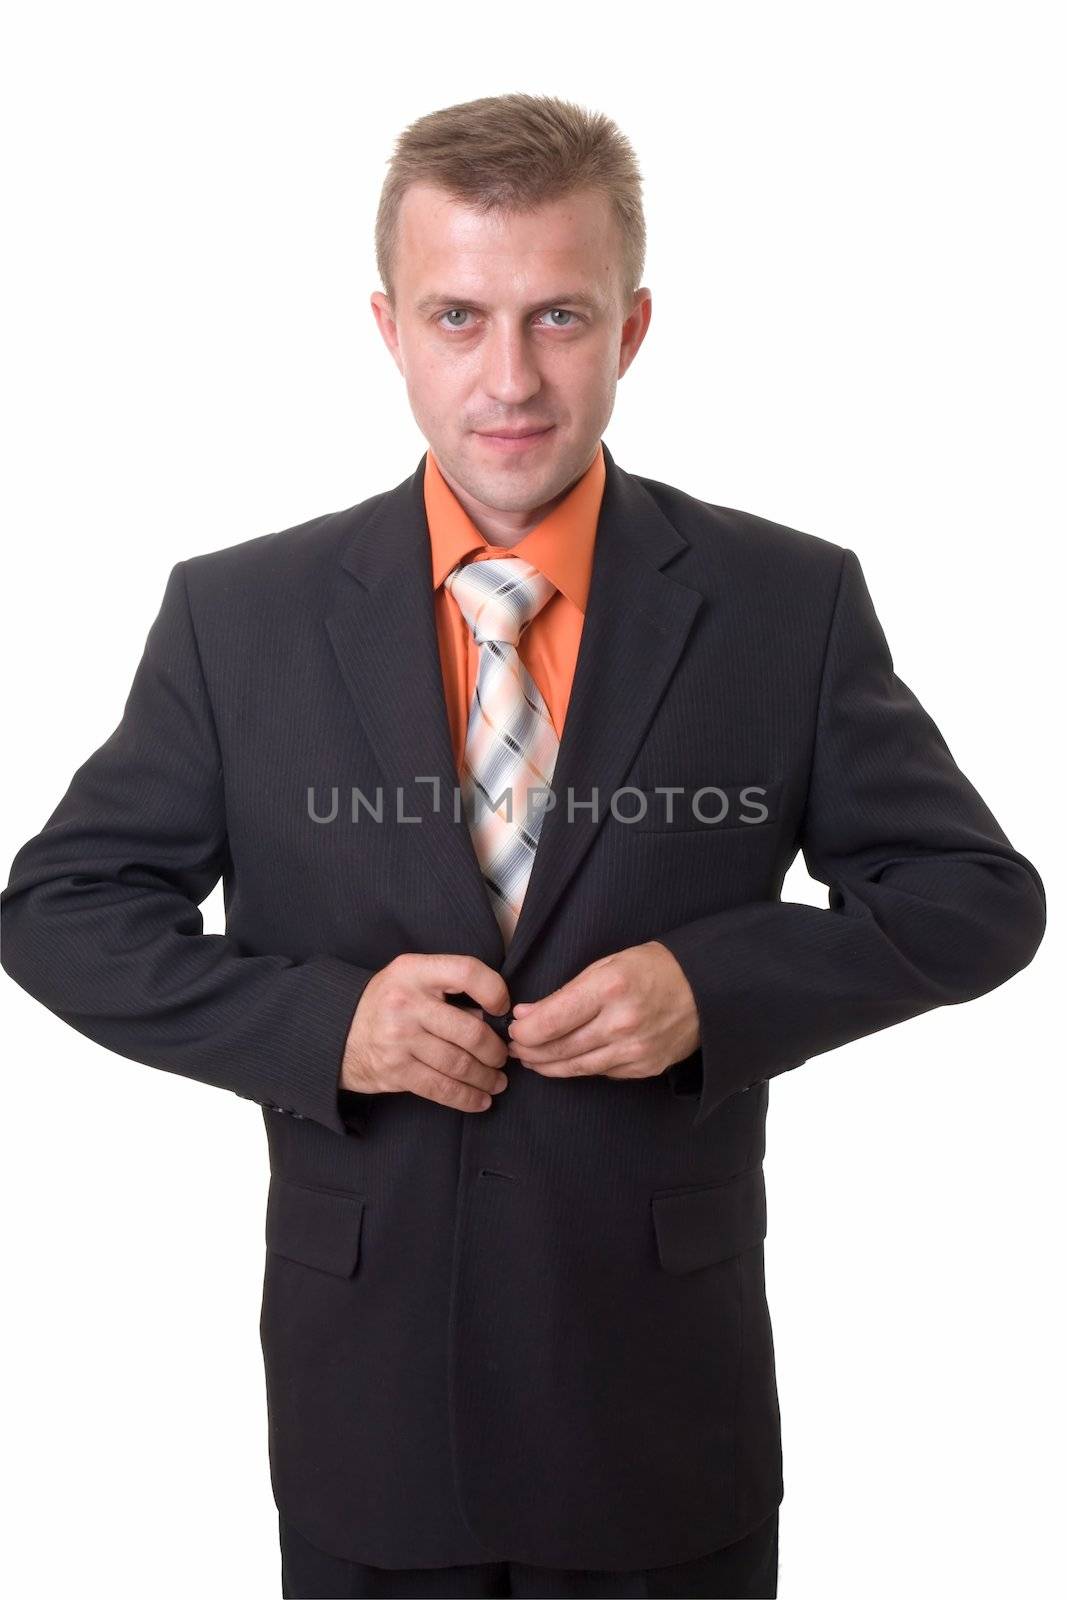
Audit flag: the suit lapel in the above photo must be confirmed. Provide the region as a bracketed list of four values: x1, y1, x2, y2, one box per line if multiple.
[324, 441, 703, 978]
[499, 445, 702, 975]
[325, 458, 505, 960]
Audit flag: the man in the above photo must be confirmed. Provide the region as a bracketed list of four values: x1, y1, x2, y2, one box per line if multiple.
[0, 91, 1045, 1600]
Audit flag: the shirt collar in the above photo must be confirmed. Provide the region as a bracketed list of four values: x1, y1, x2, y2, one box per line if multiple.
[424, 441, 605, 614]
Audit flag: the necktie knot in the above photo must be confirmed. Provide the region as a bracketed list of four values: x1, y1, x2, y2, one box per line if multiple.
[445, 557, 557, 648]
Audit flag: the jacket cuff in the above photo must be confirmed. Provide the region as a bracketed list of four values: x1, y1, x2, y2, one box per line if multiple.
[238, 955, 376, 1136]
[656, 924, 805, 1129]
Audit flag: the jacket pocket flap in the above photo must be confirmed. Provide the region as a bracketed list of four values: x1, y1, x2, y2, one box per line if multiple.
[651, 1166, 767, 1273]
[265, 1177, 365, 1277]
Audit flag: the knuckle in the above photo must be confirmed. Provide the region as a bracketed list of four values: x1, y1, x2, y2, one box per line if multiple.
[379, 1012, 404, 1045]
[409, 1065, 434, 1099]
[462, 1016, 485, 1051]
[418, 1066, 453, 1104]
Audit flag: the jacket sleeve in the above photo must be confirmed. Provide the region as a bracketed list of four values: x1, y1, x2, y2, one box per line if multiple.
[0, 560, 376, 1137]
[656, 545, 1046, 1129]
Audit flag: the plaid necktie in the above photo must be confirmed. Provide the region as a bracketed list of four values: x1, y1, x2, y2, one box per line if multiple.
[444, 555, 561, 946]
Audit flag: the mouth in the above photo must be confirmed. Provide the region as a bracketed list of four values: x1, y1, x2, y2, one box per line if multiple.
[475, 425, 555, 453]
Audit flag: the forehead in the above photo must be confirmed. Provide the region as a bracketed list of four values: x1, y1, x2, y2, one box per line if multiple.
[394, 181, 618, 295]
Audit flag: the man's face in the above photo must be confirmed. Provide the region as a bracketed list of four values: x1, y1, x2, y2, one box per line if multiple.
[370, 182, 651, 514]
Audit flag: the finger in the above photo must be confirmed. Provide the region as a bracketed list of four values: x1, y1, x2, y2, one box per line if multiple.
[423, 998, 509, 1069]
[517, 1042, 629, 1079]
[432, 953, 510, 1017]
[508, 977, 601, 1045]
[405, 1060, 497, 1113]
[411, 1033, 509, 1098]
[510, 1016, 609, 1063]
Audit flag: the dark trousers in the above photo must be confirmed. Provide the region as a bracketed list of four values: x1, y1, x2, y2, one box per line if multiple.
[278, 1508, 779, 1598]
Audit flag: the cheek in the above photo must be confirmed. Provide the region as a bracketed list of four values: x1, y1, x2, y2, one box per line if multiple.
[559, 349, 616, 412]
[442, 354, 490, 406]
[404, 366, 462, 430]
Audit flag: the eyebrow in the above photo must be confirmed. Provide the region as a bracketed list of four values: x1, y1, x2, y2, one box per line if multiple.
[414, 291, 602, 316]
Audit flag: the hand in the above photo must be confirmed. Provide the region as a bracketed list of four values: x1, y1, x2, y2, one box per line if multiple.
[341, 953, 510, 1112]
[507, 941, 700, 1082]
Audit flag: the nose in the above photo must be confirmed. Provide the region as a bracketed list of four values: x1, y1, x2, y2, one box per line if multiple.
[480, 321, 542, 407]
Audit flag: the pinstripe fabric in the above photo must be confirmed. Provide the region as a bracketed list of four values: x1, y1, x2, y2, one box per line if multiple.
[0, 442, 1046, 1572]
[444, 556, 560, 946]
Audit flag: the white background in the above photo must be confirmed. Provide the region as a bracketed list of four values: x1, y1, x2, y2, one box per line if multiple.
[1, 4, 1062, 1596]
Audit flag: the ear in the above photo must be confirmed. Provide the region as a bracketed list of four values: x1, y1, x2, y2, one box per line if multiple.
[369, 291, 404, 372]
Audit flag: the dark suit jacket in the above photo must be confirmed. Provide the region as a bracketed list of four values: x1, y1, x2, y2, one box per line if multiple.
[0, 442, 1045, 1569]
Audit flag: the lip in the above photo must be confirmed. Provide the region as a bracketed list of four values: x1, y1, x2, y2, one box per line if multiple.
[475, 426, 555, 452]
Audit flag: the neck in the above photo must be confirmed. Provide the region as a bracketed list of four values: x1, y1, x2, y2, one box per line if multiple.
[432, 450, 596, 547]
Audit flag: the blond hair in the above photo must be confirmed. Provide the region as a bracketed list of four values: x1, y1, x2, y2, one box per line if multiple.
[375, 92, 645, 308]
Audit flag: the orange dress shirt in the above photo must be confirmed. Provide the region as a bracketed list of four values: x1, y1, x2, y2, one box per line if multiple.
[424, 443, 606, 780]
